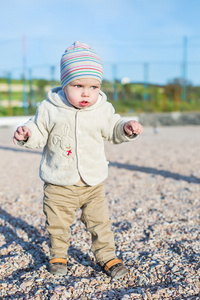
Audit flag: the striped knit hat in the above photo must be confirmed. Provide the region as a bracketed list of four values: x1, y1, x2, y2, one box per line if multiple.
[60, 41, 103, 89]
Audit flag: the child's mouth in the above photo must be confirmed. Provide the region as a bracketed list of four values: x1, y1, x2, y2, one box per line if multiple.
[79, 101, 89, 107]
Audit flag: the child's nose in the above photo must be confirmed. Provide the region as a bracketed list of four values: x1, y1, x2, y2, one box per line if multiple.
[82, 88, 89, 96]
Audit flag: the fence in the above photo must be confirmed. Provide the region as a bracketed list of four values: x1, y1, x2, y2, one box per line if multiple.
[1, 37, 200, 115]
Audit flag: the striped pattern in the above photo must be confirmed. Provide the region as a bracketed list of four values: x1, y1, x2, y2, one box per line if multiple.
[60, 41, 103, 89]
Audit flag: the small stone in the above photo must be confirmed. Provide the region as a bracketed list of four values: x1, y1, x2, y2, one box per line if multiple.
[35, 278, 43, 282]
[145, 290, 152, 300]
[104, 277, 111, 283]
[90, 279, 98, 285]
[20, 280, 33, 290]
[50, 296, 58, 300]
[54, 285, 65, 293]
[121, 295, 131, 300]
[141, 289, 148, 300]
[127, 280, 135, 286]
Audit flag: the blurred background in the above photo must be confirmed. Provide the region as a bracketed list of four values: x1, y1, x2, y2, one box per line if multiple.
[1, 0, 200, 116]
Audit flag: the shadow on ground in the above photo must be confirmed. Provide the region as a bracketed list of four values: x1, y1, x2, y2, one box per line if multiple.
[109, 161, 200, 184]
[1, 146, 199, 184]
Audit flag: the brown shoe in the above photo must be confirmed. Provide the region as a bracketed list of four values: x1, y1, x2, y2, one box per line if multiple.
[103, 258, 128, 279]
[49, 258, 67, 276]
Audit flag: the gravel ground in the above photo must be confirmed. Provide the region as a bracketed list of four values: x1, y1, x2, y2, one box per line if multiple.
[0, 125, 199, 300]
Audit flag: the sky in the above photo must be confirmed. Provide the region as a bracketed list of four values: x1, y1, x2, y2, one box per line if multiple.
[1, 0, 200, 85]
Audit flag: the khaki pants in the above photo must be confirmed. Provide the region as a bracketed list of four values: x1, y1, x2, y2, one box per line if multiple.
[43, 182, 116, 266]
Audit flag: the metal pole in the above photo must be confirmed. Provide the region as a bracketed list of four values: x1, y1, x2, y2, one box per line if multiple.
[7, 72, 12, 107]
[112, 64, 117, 101]
[182, 36, 187, 101]
[29, 68, 34, 110]
[22, 35, 28, 115]
[144, 63, 149, 101]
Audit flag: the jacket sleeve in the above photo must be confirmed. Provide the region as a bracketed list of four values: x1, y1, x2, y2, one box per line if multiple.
[102, 103, 138, 144]
[18, 101, 49, 149]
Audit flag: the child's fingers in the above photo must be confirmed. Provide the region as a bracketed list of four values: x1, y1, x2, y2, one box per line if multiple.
[14, 131, 23, 141]
[126, 126, 134, 135]
[22, 126, 32, 137]
[24, 132, 31, 139]
[125, 121, 143, 136]
[13, 126, 31, 145]
[17, 126, 23, 135]
[13, 137, 18, 145]
[132, 122, 143, 135]
[27, 129, 32, 137]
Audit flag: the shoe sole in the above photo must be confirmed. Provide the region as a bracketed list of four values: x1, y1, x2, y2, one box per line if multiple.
[112, 268, 128, 279]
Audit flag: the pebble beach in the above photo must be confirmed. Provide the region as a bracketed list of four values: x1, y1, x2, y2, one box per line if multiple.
[0, 125, 199, 300]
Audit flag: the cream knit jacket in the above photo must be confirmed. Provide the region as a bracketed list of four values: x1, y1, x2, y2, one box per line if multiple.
[21, 87, 137, 186]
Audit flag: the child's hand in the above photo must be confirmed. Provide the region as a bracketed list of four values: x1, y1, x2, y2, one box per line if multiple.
[13, 126, 32, 145]
[124, 120, 143, 136]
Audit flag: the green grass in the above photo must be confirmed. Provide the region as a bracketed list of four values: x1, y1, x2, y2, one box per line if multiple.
[110, 98, 200, 114]
[1, 98, 200, 117]
[1, 78, 200, 116]
[0, 91, 23, 100]
[0, 106, 37, 117]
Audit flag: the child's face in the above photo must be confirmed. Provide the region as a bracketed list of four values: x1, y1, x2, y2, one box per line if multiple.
[64, 78, 101, 109]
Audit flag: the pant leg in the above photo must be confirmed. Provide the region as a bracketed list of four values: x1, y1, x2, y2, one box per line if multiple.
[80, 183, 116, 266]
[43, 183, 79, 259]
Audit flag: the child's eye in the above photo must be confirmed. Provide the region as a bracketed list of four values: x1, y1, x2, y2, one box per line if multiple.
[75, 85, 81, 88]
[92, 86, 98, 89]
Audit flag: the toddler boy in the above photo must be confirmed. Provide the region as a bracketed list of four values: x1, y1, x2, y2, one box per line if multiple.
[13, 41, 143, 279]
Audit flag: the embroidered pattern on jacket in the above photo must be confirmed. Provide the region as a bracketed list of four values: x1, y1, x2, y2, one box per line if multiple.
[52, 123, 74, 160]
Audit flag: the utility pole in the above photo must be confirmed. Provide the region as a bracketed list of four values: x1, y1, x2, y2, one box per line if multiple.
[7, 72, 12, 114]
[182, 36, 187, 101]
[29, 68, 34, 111]
[144, 63, 149, 101]
[112, 64, 117, 101]
[22, 35, 28, 115]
